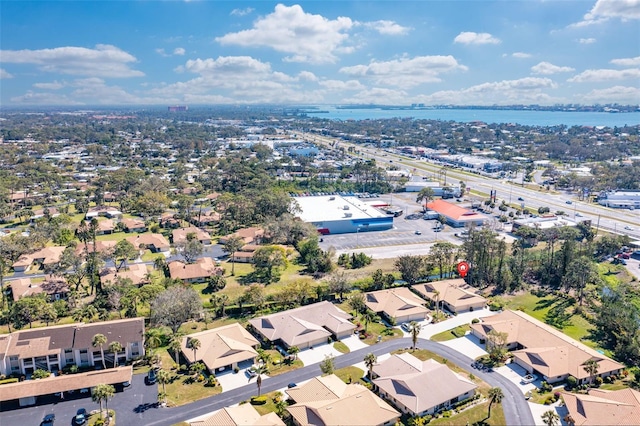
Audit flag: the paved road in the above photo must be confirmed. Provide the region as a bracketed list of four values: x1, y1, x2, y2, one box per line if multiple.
[1, 338, 534, 426]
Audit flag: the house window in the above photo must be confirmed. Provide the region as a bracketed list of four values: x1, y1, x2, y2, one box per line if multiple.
[48, 354, 58, 363]
[65, 349, 74, 363]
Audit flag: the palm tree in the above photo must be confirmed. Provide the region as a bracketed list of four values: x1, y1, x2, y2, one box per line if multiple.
[92, 383, 115, 419]
[583, 359, 599, 386]
[145, 329, 163, 352]
[92, 333, 108, 369]
[364, 353, 377, 379]
[254, 364, 269, 396]
[362, 310, 379, 333]
[169, 335, 183, 364]
[223, 235, 244, 276]
[288, 346, 300, 362]
[408, 321, 421, 351]
[487, 387, 504, 420]
[108, 341, 123, 368]
[542, 410, 560, 426]
[187, 337, 201, 362]
[433, 290, 440, 318]
[156, 369, 170, 404]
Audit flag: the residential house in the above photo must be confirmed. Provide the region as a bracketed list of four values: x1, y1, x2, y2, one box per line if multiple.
[126, 233, 171, 255]
[231, 244, 260, 264]
[189, 211, 219, 227]
[100, 263, 149, 287]
[168, 257, 222, 283]
[181, 323, 260, 373]
[364, 288, 430, 324]
[85, 206, 122, 219]
[12, 246, 66, 273]
[219, 227, 264, 245]
[8, 276, 69, 302]
[470, 310, 625, 384]
[172, 227, 212, 245]
[0, 318, 144, 377]
[189, 404, 285, 426]
[412, 279, 486, 314]
[159, 213, 180, 229]
[561, 388, 640, 425]
[95, 219, 115, 235]
[372, 353, 477, 417]
[249, 301, 356, 350]
[119, 218, 147, 233]
[74, 240, 117, 258]
[286, 374, 399, 426]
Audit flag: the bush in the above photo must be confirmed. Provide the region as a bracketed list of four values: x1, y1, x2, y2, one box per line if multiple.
[595, 376, 603, 387]
[538, 381, 553, 393]
[471, 318, 480, 324]
[70, 365, 79, 374]
[566, 375, 577, 389]
[543, 396, 555, 405]
[251, 396, 267, 405]
[0, 378, 19, 385]
[233, 366, 240, 374]
[604, 376, 612, 384]
[94, 419, 105, 426]
[442, 410, 451, 418]
[32, 369, 51, 379]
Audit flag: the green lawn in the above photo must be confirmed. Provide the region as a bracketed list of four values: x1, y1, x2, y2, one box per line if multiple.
[333, 341, 350, 354]
[87, 410, 116, 426]
[431, 324, 471, 342]
[334, 366, 365, 384]
[263, 349, 304, 377]
[429, 400, 506, 426]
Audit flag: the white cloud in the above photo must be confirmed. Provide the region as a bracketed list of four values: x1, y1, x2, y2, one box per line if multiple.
[419, 77, 558, 105]
[10, 91, 83, 105]
[579, 38, 597, 44]
[578, 85, 640, 104]
[173, 47, 186, 56]
[512, 52, 532, 58]
[568, 68, 640, 82]
[318, 79, 365, 91]
[178, 56, 272, 76]
[531, 61, 575, 75]
[0, 68, 13, 79]
[339, 55, 468, 88]
[298, 71, 318, 82]
[230, 7, 254, 17]
[453, 32, 501, 45]
[365, 20, 410, 35]
[343, 87, 409, 104]
[155, 48, 170, 57]
[33, 81, 65, 90]
[0, 44, 144, 78]
[610, 56, 640, 66]
[571, 0, 640, 27]
[215, 4, 354, 63]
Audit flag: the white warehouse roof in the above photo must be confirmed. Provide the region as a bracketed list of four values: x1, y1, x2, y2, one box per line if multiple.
[294, 195, 388, 223]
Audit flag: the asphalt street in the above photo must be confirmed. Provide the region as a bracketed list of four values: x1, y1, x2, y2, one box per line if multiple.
[1, 338, 534, 426]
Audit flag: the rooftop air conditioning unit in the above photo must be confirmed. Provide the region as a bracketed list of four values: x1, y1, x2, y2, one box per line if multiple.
[344, 213, 352, 217]
[343, 205, 350, 210]
[329, 196, 335, 200]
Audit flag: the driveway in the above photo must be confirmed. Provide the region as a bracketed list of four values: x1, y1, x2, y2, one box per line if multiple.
[215, 361, 269, 392]
[493, 363, 538, 394]
[418, 308, 496, 339]
[341, 335, 369, 352]
[296, 343, 342, 366]
[439, 334, 487, 360]
[528, 400, 569, 426]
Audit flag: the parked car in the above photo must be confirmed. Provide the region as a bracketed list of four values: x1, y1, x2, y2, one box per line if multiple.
[415, 230, 422, 235]
[146, 368, 157, 385]
[73, 408, 87, 425]
[517, 197, 524, 201]
[624, 225, 634, 231]
[288, 383, 297, 388]
[401, 323, 411, 332]
[521, 374, 538, 384]
[246, 368, 257, 378]
[566, 200, 573, 204]
[41, 414, 55, 426]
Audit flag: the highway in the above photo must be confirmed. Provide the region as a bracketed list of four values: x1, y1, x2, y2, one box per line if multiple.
[304, 132, 640, 240]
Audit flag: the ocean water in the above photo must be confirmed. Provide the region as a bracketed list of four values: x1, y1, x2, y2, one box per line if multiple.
[305, 107, 640, 127]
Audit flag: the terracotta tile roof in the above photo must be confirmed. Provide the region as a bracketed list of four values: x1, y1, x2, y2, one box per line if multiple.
[286, 375, 399, 426]
[126, 233, 170, 251]
[8, 278, 40, 300]
[100, 264, 149, 286]
[74, 240, 117, 257]
[0, 367, 132, 402]
[219, 227, 264, 244]
[412, 279, 486, 310]
[364, 288, 429, 319]
[249, 302, 356, 347]
[168, 257, 221, 281]
[471, 310, 624, 380]
[96, 219, 115, 232]
[561, 388, 640, 425]
[180, 323, 259, 371]
[426, 199, 487, 222]
[373, 354, 477, 415]
[13, 246, 66, 269]
[120, 218, 146, 230]
[190, 404, 285, 426]
[172, 227, 211, 245]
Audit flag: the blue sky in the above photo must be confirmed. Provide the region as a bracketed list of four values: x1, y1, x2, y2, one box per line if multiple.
[1, 0, 639, 106]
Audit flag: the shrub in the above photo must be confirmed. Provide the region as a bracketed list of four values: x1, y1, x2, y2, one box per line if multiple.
[543, 396, 555, 405]
[94, 418, 105, 426]
[471, 318, 480, 324]
[442, 410, 451, 418]
[604, 376, 612, 384]
[566, 375, 577, 389]
[251, 396, 267, 405]
[0, 378, 19, 385]
[595, 376, 603, 387]
[233, 366, 240, 374]
[539, 381, 553, 393]
[32, 369, 51, 379]
[70, 365, 79, 374]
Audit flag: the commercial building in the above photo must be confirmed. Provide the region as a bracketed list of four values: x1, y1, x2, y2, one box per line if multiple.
[512, 214, 578, 230]
[425, 200, 488, 228]
[597, 191, 640, 209]
[249, 301, 356, 349]
[294, 195, 393, 235]
[471, 310, 624, 384]
[403, 179, 462, 197]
